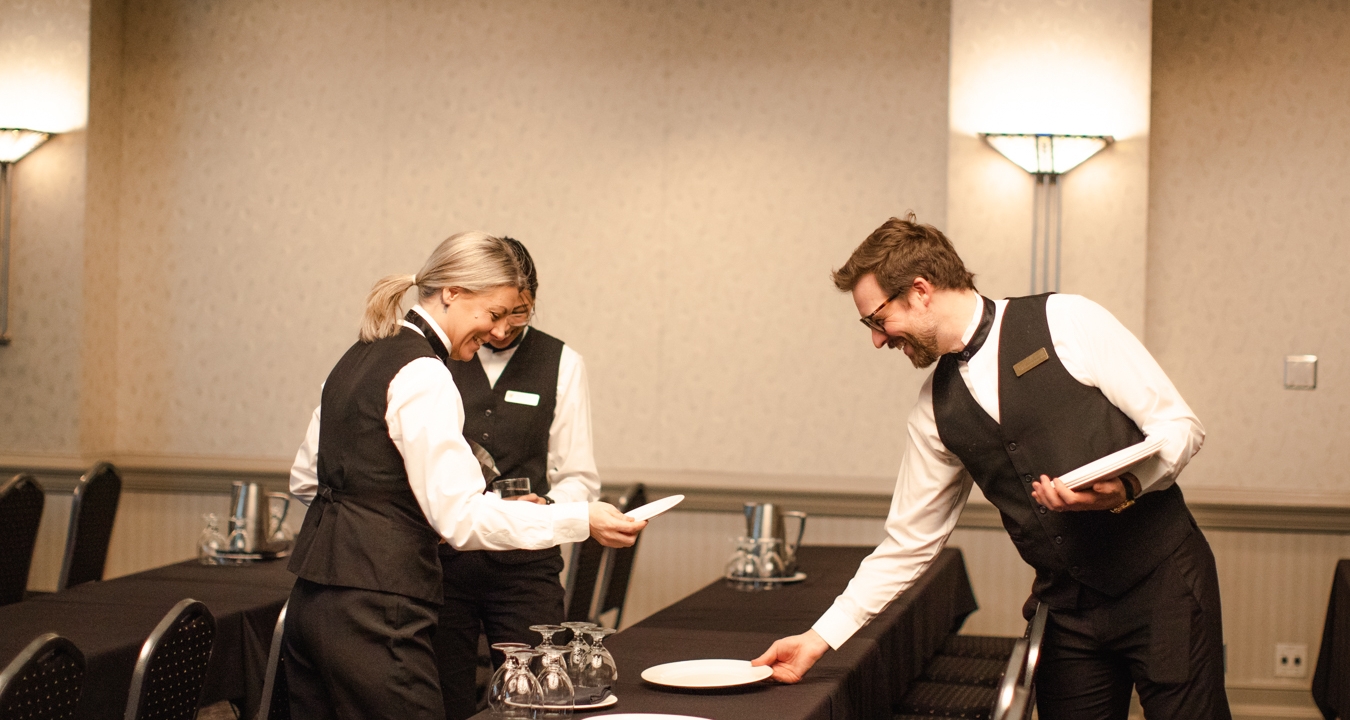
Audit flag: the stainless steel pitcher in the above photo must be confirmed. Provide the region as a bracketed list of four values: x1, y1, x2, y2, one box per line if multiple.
[742, 503, 807, 575]
[227, 481, 292, 553]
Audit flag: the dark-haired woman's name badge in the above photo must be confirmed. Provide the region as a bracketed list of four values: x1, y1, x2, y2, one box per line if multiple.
[1014, 347, 1050, 377]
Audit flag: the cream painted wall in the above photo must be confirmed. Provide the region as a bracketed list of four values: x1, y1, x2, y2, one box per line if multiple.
[947, 0, 1152, 337]
[104, 0, 949, 484]
[0, 0, 91, 456]
[1148, 0, 1350, 496]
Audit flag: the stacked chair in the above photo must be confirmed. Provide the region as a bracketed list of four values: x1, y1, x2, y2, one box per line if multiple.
[563, 483, 647, 626]
[894, 603, 1047, 720]
[0, 474, 45, 607]
[0, 633, 86, 719]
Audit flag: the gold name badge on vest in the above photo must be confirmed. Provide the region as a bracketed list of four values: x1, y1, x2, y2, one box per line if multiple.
[1014, 347, 1050, 377]
[504, 390, 541, 406]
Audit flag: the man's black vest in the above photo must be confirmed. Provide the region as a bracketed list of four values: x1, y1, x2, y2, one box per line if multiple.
[931, 294, 1194, 608]
[450, 328, 564, 495]
[288, 329, 445, 603]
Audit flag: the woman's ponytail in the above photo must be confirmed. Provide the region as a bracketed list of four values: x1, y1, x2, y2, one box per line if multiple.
[359, 274, 418, 342]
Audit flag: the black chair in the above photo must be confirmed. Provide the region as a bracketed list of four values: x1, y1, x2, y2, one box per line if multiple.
[124, 599, 216, 720]
[563, 492, 614, 623]
[894, 602, 1047, 720]
[255, 601, 289, 720]
[0, 633, 85, 720]
[58, 462, 122, 591]
[0, 474, 45, 606]
[593, 483, 648, 628]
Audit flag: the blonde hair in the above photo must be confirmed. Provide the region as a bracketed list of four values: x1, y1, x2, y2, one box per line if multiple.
[359, 231, 530, 342]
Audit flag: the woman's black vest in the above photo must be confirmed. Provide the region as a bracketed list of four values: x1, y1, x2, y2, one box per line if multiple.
[447, 328, 565, 564]
[288, 329, 445, 603]
[931, 294, 1194, 608]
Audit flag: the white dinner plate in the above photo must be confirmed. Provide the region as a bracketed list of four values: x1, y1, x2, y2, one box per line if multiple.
[1060, 436, 1166, 490]
[640, 659, 773, 688]
[584, 715, 711, 720]
[723, 571, 807, 584]
[508, 693, 617, 710]
[625, 494, 685, 522]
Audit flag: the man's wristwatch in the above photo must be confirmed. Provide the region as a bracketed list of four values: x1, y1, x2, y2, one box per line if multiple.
[542, 496, 555, 505]
[1110, 474, 1138, 514]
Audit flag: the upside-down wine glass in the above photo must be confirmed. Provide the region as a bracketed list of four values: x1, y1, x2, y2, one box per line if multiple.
[488, 642, 533, 718]
[536, 645, 574, 718]
[560, 621, 596, 686]
[578, 627, 619, 692]
[496, 648, 542, 719]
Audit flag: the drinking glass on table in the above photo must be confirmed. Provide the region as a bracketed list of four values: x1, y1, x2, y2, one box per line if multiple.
[492, 647, 542, 719]
[530, 624, 567, 672]
[535, 645, 574, 718]
[755, 537, 787, 579]
[492, 477, 532, 498]
[560, 621, 596, 686]
[488, 642, 532, 717]
[578, 627, 619, 690]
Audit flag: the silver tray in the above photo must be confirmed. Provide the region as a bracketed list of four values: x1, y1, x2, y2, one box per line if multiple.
[204, 543, 292, 563]
[724, 571, 807, 584]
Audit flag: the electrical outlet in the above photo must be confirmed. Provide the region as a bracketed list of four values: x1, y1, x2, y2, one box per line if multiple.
[1275, 643, 1307, 678]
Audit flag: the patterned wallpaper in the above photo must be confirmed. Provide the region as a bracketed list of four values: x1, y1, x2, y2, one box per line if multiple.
[104, 0, 950, 483]
[0, 0, 91, 455]
[1148, 0, 1350, 495]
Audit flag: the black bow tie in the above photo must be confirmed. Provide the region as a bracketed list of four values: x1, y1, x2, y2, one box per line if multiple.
[953, 296, 996, 362]
[403, 310, 451, 365]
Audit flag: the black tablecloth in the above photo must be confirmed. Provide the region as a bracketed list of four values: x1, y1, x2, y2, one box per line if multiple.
[0, 559, 294, 720]
[471, 545, 977, 720]
[1314, 559, 1350, 720]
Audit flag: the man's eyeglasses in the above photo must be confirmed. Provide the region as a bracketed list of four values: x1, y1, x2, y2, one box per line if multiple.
[859, 288, 906, 333]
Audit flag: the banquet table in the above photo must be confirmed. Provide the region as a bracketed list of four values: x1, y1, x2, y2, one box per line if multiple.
[471, 545, 978, 720]
[0, 558, 294, 720]
[1314, 559, 1350, 720]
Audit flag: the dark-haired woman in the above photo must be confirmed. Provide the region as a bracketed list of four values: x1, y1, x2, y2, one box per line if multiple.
[432, 237, 602, 719]
[284, 231, 644, 720]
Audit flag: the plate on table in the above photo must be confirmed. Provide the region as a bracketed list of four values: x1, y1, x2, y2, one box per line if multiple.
[585, 715, 711, 720]
[641, 659, 773, 689]
[723, 571, 807, 584]
[584, 715, 711, 720]
[625, 494, 685, 522]
[508, 694, 617, 711]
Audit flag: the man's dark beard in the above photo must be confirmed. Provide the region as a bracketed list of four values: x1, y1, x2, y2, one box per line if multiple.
[893, 329, 940, 368]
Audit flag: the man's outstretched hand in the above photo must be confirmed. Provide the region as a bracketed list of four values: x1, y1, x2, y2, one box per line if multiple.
[751, 629, 831, 683]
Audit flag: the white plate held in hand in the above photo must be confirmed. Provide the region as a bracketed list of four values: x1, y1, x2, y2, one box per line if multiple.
[640, 658, 773, 688]
[625, 494, 685, 522]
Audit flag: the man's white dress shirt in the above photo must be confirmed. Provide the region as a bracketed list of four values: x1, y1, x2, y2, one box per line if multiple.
[810, 293, 1205, 649]
[290, 305, 590, 551]
[473, 327, 602, 505]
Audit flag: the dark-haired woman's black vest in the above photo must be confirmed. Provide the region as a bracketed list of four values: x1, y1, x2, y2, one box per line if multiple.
[288, 330, 445, 603]
[449, 328, 565, 563]
[931, 294, 1195, 608]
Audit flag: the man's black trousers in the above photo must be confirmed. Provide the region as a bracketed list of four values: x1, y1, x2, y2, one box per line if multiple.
[1035, 521, 1232, 720]
[434, 548, 566, 720]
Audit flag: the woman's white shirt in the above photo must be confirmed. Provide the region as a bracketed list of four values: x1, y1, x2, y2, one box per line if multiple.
[289, 312, 589, 551]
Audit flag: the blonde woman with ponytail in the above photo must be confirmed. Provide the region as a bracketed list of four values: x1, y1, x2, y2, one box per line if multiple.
[283, 232, 645, 720]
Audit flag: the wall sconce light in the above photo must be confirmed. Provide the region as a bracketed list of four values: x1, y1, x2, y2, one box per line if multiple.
[980, 133, 1113, 294]
[1, 128, 53, 345]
